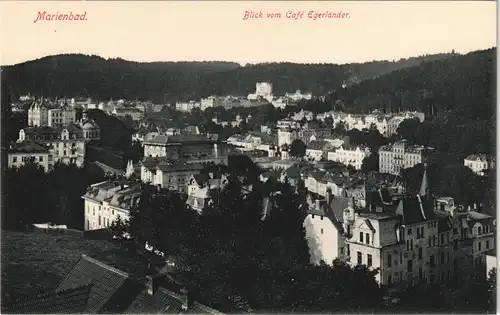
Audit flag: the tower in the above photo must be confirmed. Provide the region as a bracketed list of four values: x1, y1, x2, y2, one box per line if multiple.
[419, 163, 429, 198]
[125, 160, 134, 178]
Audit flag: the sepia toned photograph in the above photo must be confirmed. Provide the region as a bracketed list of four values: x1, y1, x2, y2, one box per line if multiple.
[0, 1, 497, 314]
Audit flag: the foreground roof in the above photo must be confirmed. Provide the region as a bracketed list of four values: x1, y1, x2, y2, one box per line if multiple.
[56, 255, 222, 314]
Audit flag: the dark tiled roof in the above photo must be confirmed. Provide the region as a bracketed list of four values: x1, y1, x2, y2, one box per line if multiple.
[55, 255, 222, 314]
[57, 255, 130, 313]
[157, 162, 205, 172]
[22, 126, 59, 135]
[140, 156, 167, 170]
[4, 284, 91, 314]
[167, 134, 215, 144]
[395, 195, 435, 225]
[9, 141, 49, 154]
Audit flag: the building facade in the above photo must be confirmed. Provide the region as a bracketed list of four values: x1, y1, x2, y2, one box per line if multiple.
[379, 140, 433, 175]
[28, 100, 49, 126]
[47, 105, 76, 127]
[7, 141, 54, 172]
[82, 180, 141, 231]
[328, 145, 371, 170]
[18, 125, 86, 167]
[464, 154, 495, 176]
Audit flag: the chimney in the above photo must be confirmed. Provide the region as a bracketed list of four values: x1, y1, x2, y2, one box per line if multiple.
[315, 199, 322, 210]
[180, 287, 189, 310]
[326, 188, 332, 205]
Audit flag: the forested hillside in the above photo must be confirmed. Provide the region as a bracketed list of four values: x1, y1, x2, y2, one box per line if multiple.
[1, 52, 457, 103]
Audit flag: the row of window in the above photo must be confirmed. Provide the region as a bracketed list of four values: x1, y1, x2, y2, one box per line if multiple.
[12, 155, 45, 163]
[359, 232, 372, 245]
[357, 252, 373, 267]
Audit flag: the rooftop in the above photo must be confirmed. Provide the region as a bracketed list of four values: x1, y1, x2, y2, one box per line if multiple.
[8, 141, 50, 154]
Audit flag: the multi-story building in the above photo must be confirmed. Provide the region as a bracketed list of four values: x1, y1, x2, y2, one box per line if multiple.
[154, 162, 205, 193]
[82, 179, 141, 231]
[305, 140, 335, 161]
[285, 89, 312, 101]
[79, 112, 101, 141]
[17, 125, 86, 166]
[28, 100, 49, 126]
[328, 145, 371, 170]
[342, 167, 495, 289]
[379, 140, 434, 175]
[47, 105, 76, 127]
[7, 141, 54, 172]
[464, 154, 495, 176]
[143, 134, 227, 164]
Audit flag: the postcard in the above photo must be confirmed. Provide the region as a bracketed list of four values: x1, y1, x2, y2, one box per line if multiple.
[0, 1, 497, 314]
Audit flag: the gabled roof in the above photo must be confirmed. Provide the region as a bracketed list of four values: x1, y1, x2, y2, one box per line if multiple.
[9, 141, 49, 154]
[4, 284, 92, 314]
[140, 156, 167, 171]
[56, 255, 221, 314]
[395, 195, 435, 225]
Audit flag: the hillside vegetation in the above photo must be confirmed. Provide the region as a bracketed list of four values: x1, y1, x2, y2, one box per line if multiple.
[2, 52, 457, 103]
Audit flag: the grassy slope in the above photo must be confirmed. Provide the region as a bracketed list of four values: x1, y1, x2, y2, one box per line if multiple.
[1, 231, 146, 300]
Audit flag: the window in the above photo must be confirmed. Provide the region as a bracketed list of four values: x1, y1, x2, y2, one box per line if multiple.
[400, 252, 403, 264]
[321, 216, 323, 221]
[486, 240, 490, 249]
[407, 228, 412, 236]
[359, 232, 364, 243]
[407, 260, 413, 272]
[340, 247, 344, 255]
[410, 239, 414, 251]
[453, 228, 457, 235]
[433, 236, 437, 246]
[428, 236, 432, 247]
[419, 268, 423, 280]
[388, 275, 392, 284]
[93, 207, 95, 215]
[478, 226, 482, 235]
[367, 254, 372, 267]
[98, 216, 101, 226]
[366, 233, 370, 245]
[12, 156, 17, 163]
[478, 242, 482, 251]
[357, 252, 362, 265]
[321, 228, 324, 234]
[430, 255, 435, 268]
[312, 214, 315, 219]
[440, 252, 445, 264]
[388, 254, 392, 267]
[447, 232, 450, 242]
[440, 234, 444, 244]
[63, 150, 67, 156]
[39, 156, 43, 162]
[418, 247, 423, 260]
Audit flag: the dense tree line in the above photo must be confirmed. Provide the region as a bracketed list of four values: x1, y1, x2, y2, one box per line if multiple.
[2, 52, 456, 104]
[2, 163, 105, 230]
[126, 172, 382, 312]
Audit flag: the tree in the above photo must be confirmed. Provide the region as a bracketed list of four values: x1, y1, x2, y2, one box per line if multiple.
[289, 139, 306, 159]
[361, 153, 379, 173]
[488, 268, 496, 313]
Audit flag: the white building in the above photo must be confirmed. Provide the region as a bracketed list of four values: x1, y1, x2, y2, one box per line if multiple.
[464, 154, 494, 176]
[255, 82, 273, 98]
[82, 180, 141, 231]
[18, 125, 87, 167]
[7, 141, 54, 172]
[379, 140, 434, 175]
[28, 100, 49, 126]
[47, 105, 76, 128]
[486, 251, 496, 278]
[328, 145, 371, 170]
[285, 89, 312, 101]
[303, 195, 349, 265]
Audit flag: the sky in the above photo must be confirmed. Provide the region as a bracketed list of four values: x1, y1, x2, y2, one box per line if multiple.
[0, 1, 496, 66]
